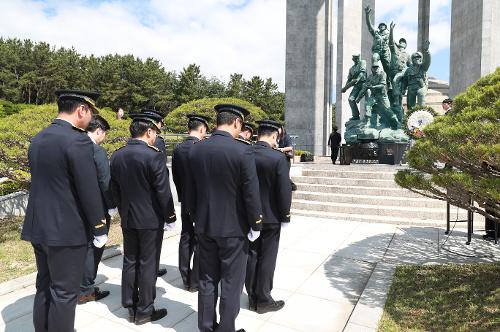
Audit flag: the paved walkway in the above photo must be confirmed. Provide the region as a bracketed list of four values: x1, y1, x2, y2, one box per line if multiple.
[1, 214, 499, 332]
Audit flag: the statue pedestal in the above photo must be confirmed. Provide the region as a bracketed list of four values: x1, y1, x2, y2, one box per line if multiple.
[378, 142, 409, 165]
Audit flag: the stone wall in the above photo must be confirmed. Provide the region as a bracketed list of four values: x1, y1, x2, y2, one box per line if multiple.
[0, 192, 28, 219]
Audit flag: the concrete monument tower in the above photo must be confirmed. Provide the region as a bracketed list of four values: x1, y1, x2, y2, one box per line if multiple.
[285, 0, 333, 155]
[449, 0, 500, 97]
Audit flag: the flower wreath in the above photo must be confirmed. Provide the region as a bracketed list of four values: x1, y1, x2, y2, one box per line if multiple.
[404, 105, 438, 139]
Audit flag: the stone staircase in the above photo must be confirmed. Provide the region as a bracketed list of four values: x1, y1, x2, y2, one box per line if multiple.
[291, 163, 470, 226]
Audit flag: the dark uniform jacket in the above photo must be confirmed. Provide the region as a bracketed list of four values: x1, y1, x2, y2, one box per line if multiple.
[92, 143, 114, 211]
[253, 141, 292, 225]
[22, 119, 107, 246]
[110, 139, 176, 229]
[328, 132, 342, 147]
[154, 136, 167, 157]
[172, 136, 199, 203]
[187, 130, 263, 237]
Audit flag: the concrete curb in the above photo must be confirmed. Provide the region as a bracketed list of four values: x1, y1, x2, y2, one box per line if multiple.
[343, 261, 396, 331]
[0, 230, 181, 297]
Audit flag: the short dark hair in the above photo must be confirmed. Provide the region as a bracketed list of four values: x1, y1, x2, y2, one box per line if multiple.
[257, 127, 278, 137]
[57, 99, 86, 114]
[129, 120, 156, 138]
[188, 119, 207, 132]
[87, 115, 110, 132]
[442, 98, 453, 105]
[216, 111, 239, 127]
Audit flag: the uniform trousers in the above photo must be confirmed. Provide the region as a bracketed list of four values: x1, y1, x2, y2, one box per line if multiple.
[155, 228, 164, 273]
[121, 228, 160, 318]
[198, 235, 248, 332]
[32, 243, 87, 332]
[178, 208, 199, 288]
[245, 225, 281, 305]
[330, 146, 340, 163]
[80, 215, 110, 296]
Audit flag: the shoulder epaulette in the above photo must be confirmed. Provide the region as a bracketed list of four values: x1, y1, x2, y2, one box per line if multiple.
[147, 144, 160, 152]
[235, 137, 253, 145]
[72, 125, 86, 133]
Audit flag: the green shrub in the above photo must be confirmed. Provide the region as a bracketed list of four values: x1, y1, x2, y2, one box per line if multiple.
[164, 97, 267, 133]
[395, 68, 500, 221]
[294, 149, 308, 156]
[0, 104, 132, 191]
[0, 99, 25, 118]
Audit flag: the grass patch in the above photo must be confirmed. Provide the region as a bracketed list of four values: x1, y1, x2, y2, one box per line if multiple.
[378, 263, 500, 332]
[0, 216, 123, 283]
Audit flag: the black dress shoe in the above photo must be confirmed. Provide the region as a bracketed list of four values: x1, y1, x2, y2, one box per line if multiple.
[77, 289, 110, 304]
[157, 268, 167, 277]
[256, 300, 285, 314]
[135, 308, 168, 325]
[127, 308, 136, 323]
[236, 329, 246, 332]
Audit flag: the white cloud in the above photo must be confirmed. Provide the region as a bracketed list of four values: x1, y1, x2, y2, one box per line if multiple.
[0, 0, 451, 89]
[0, 0, 286, 87]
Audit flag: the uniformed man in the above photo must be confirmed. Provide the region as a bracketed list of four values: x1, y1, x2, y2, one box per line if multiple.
[187, 104, 263, 332]
[141, 108, 170, 278]
[239, 122, 255, 142]
[442, 98, 453, 114]
[110, 112, 176, 325]
[78, 115, 114, 304]
[245, 120, 292, 314]
[172, 114, 210, 292]
[327, 126, 342, 164]
[22, 89, 108, 332]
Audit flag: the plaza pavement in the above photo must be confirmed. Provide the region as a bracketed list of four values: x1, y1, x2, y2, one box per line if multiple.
[1, 211, 499, 332]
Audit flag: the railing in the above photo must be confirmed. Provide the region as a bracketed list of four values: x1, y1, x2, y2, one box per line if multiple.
[160, 133, 189, 157]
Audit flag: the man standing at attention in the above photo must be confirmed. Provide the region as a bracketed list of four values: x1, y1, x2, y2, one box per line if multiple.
[22, 90, 108, 332]
[141, 108, 171, 278]
[78, 115, 114, 304]
[110, 112, 176, 325]
[187, 104, 263, 332]
[172, 113, 210, 292]
[245, 120, 292, 314]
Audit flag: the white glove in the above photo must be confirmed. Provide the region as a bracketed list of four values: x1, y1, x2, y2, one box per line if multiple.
[93, 234, 108, 248]
[164, 222, 176, 231]
[281, 222, 289, 229]
[247, 229, 261, 242]
[108, 208, 118, 217]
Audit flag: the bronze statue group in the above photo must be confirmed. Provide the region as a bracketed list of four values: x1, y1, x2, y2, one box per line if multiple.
[21, 90, 292, 332]
[341, 6, 431, 135]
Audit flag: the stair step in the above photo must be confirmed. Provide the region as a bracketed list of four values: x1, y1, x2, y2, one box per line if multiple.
[292, 191, 446, 208]
[292, 176, 399, 188]
[294, 183, 421, 198]
[298, 164, 406, 171]
[291, 199, 468, 220]
[302, 169, 397, 180]
[290, 209, 464, 228]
